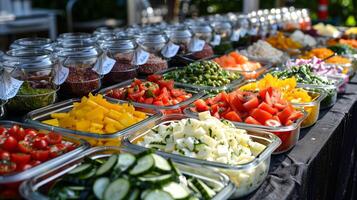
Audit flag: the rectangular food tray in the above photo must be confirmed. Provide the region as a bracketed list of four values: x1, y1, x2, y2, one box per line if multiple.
[122, 114, 281, 198]
[19, 146, 236, 200]
[25, 98, 162, 147]
[0, 121, 89, 184]
[98, 78, 205, 111]
[156, 67, 245, 93]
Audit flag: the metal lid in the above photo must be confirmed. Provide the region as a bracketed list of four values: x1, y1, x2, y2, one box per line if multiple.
[101, 36, 137, 52]
[3, 48, 54, 69]
[167, 25, 192, 40]
[10, 38, 53, 51]
[189, 22, 213, 34]
[136, 31, 168, 52]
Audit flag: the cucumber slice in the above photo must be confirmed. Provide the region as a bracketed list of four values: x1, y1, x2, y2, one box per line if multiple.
[127, 189, 140, 200]
[187, 180, 202, 198]
[68, 163, 92, 175]
[79, 167, 97, 179]
[93, 177, 110, 199]
[138, 174, 173, 183]
[152, 154, 171, 171]
[67, 186, 85, 191]
[96, 155, 117, 176]
[192, 178, 216, 199]
[144, 190, 173, 200]
[129, 155, 154, 175]
[162, 182, 190, 199]
[103, 178, 130, 200]
[115, 153, 136, 171]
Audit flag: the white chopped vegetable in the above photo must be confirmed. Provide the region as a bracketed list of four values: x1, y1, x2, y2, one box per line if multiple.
[138, 111, 266, 166]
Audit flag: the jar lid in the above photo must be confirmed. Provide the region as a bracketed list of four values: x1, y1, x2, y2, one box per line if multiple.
[56, 43, 101, 58]
[189, 22, 213, 34]
[3, 48, 54, 69]
[101, 36, 137, 52]
[167, 25, 192, 40]
[10, 38, 53, 51]
[137, 31, 168, 46]
[211, 21, 232, 32]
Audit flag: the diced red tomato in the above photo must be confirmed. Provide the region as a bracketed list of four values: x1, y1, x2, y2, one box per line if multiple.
[285, 120, 293, 126]
[194, 99, 209, 112]
[224, 111, 242, 122]
[251, 108, 273, 124]
[277, 105, 294, 124]
[10, 153, 31, 166]
[31, 150, 49, 162]
[147, 74, 162, 82]
[287, 111, 304, 122]
[245, 116, 261, 125]
[2, 136, 18, 152]
[153, 101, 165, 106]
[258, 102, 278, 115]
[45, 132, 62, 145]
[158, 80, 174, 90]
[144, 97, 154, 104]
[243, 96, 259, 111]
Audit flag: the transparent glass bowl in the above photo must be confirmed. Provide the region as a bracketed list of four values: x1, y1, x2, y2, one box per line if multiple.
[99, 79, 205, 114]
[122, 114, 281, 198]
[25, 98, 162, 147]
[20, 146, 236, 200]
[6, 87, 59, 112]
[0, 121, 89, 198]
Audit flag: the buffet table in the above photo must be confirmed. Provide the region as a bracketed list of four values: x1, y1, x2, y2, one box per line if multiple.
[246, 75, 357, 200]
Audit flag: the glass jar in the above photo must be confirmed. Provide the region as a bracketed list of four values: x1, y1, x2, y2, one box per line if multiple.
[211, 20, 233, 55]
[136, 31, 169, 74]
[2, 48, 58, 112]
[10, 37, 53, 51]
[100, 36, 138, 85]
[56, 38, 103, 97]
[188, 22, 214, 60]
[166, 25, 192, 55]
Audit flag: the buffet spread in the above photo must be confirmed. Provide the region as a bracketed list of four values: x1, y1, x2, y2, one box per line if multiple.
[1, 6, 357, 200]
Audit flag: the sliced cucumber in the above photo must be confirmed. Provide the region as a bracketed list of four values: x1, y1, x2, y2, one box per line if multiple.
[138, 174, 173, 183]
[67, 186, 85, 191]
[96, 155, 117, 176]
[68, 163, 92, 175]
[79, 168, 97, 179]
[141, 190, 150, 199]
[187, 179, 202, 198]
[152, 154, 171, 171]
[103, 178, 130, 200]
[192, 178, 216, 199]
[144, 190, 173, 200]
[162, 182, 190, 199]
[129, 155, 154, 175]
[127, 189, 140, 200]
[93, 177, 110, 199]
[115, 153, 136, 171]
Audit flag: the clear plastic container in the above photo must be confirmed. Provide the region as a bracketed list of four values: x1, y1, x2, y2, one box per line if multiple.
[211, 21, 234, 55]
[25, 98, 162, 147]
[98, 79, 205, 114]
[10, 37, 53, 51]
[184, 107, 307, 154]
[291, 88, 326, 128]
[157, 67, 244, 94]
[136, 31, 169, 74]
[0, 121, 89, 198]
[56, 37, 103, 97]
[122, 114, 281, 198]
[2, 48, 59, 112]
[20, 146, 235, 200]
[100, 35, 139, 85]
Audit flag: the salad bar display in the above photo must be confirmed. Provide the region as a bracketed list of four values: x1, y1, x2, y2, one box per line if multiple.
[0, 5, 357, 200]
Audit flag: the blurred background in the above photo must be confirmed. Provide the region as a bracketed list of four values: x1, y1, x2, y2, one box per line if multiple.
[0, 0, 356, 50]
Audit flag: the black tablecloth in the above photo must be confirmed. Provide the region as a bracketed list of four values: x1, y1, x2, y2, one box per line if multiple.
[243, 77, 357, 200]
